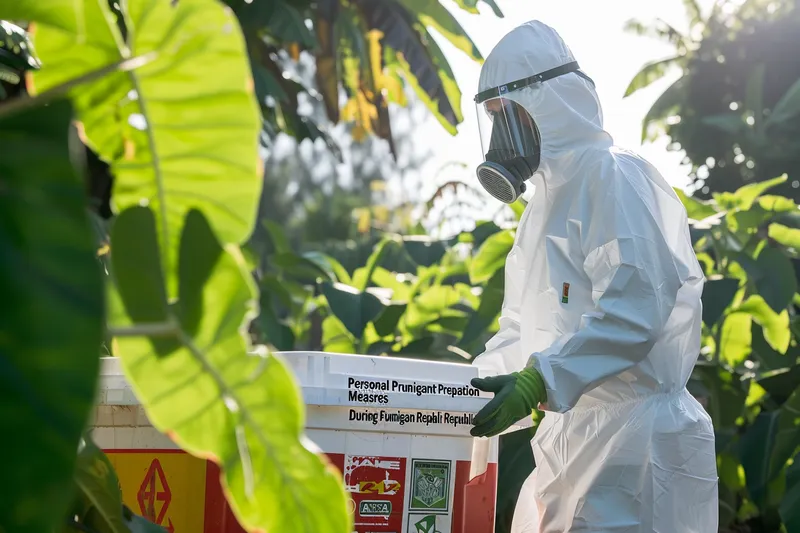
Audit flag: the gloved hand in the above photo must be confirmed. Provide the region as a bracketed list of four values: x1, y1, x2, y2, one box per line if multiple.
[470, 366, 547, 437]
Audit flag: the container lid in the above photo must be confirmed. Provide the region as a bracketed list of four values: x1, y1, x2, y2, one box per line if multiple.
[279, 351, 491, 412]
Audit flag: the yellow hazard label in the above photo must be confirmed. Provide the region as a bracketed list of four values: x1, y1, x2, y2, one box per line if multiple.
[108, 450, 207, 533]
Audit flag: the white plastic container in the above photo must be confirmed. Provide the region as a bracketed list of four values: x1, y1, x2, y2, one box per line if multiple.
[93, 352, 508, 533]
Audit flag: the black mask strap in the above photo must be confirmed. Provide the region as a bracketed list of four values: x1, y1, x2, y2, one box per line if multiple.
[474, 61, 595, 104]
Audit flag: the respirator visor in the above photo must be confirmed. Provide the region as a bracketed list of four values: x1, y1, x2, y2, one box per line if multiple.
[474, 96, 541, 203]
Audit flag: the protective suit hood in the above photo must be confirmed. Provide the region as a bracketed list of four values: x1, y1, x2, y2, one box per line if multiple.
[478, 21, 613, 186]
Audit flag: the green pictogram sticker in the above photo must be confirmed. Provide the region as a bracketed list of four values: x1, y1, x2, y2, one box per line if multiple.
[409, 459, 451, 511]
[413, 514, 442, 533]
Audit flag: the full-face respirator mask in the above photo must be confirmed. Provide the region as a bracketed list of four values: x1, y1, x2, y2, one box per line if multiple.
[474, 61, 595, 203]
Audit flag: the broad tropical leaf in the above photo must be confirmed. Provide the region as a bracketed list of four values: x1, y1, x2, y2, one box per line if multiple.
[0, 100, 104, 533]
[623, 56, 681, 97]
[109, 206, 350, 533]
[21, 0, 262, 295]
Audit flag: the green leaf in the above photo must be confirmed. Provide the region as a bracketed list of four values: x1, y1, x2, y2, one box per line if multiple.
[769, 386, 800, 480]
[766, 77, 800, 127]
[110, 206, 350, 533]
[24, 0, 262, 295]
[303, 252, 352, 284]
[736, 295, 791, 354]
[509, 199, 526, 220]
[702, 113, 747, 135]
[273, 253, 334, 284]
[623, 56, 680, 97]
[769, 223, 800, 249]
[732, 174, 789, 210]
[266, 0, 317, 48]
[263, 220, 292, 255]
[257, 300, 296, 351]
[758, 195, 797, 213]
[322, 282, 387, 339]
[642, 76, 686, 142]
[460, 269, 504, 348]
[701, 277, 740, 326]
[71, 438, 128, 533]
[719, 312, 752, 367]
[740, 411, 780, 508]
[754, 246, 797, 312]
[694, 365, 748, 438]
[370, 3, 460, 132]
[0, 100, 104, 533]
[397, 0, 482, 62]
[757, 366, 800, 404]
[471, 220, 504, 248]
[470, 229, 514, 284]
[403, 236, 446, 267]
[780, 462, 800, 532]
[373, 304, 408, 337]
[322, 315, 357, 353]
[353, 237, 395, 291]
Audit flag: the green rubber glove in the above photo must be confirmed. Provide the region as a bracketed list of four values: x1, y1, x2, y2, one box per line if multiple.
[470, 366, 547, 438]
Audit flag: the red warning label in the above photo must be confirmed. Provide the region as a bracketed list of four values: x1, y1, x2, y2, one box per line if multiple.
[343, 455, 406, 533]
[137, 458, 173, 530]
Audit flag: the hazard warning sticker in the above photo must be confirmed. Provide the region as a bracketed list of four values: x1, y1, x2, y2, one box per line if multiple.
[138, 458, 171, 527]
[343, 455, 406, 533]
[107, 450, 207, 533]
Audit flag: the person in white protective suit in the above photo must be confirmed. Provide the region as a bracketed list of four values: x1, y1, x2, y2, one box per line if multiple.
[468, 21, 719, 533]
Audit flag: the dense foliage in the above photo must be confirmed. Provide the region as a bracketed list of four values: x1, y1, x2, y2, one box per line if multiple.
[227, 0, 502, 154]
[254, 175, 800, 533]
[625, 0, 800, 200]
[0, 1, 350, 532]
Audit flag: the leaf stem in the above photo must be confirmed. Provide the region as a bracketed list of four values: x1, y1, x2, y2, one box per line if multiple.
[0, 53, 157, 120]
[108, 322, 177, 337]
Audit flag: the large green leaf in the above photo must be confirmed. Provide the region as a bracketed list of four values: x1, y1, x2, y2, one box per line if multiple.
[769, 223, 800, 250]
[754, 247, 797, 312]
[109, 206, 350, 533]
[766, 77, 800, 127]
[459, 268, 504, 348]
[397, 0, 482, 62]
[781, 461, 800, 532]
[769, 386, 800, 481]
[358, 0, 461, 132]
[758, 366, 800, 404]
[719, 312, 752, 367]
[19, 0, 261, 294]
[701, 277, 739, 326]
[67, 438, 136, 533]
[736, 295, 790, 354]
[740, 410, 780, 508]
[0, 100, 104, 533]
[322, 281, 387, 339]
[470, 229, 514, 284]
[403, 236, 447, 267]
[641, 75, 686, 141]
[729, 175, 788, 211]
[623, 56, 680, 97]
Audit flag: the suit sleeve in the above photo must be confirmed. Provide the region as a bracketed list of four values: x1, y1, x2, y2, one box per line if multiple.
[527, 177, 686, 412]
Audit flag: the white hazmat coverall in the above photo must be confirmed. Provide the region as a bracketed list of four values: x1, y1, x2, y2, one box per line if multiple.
[471, 21, 719, 533]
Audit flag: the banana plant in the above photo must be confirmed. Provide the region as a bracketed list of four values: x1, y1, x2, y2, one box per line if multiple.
[222, 0, 502, 156]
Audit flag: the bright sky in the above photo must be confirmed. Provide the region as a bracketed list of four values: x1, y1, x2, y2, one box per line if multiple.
[391, 0, 716, 215]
